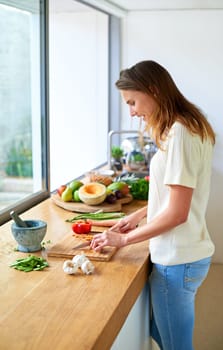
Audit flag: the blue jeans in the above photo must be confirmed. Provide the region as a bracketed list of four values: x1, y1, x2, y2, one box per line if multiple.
[149, 257, 211, 350]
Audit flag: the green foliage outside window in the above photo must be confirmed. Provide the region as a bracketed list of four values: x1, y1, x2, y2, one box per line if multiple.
[5, 140, 33, 177]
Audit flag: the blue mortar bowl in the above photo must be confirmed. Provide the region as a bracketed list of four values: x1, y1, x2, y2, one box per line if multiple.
[11, 220, 47, 252]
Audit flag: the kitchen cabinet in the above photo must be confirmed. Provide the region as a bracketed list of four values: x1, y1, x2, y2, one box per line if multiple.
[111, 283, 150, 350]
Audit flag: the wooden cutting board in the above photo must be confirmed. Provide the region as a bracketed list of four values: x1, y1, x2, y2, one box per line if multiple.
[51, 193, 133, 213]
[48, 233, 117, 261]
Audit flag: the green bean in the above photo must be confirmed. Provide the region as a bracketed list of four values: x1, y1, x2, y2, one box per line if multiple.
[10, 255, 49, 272]
[66, 212, 125, 222]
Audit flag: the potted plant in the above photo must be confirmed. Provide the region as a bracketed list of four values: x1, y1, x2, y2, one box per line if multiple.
[111, 146, 124, 171]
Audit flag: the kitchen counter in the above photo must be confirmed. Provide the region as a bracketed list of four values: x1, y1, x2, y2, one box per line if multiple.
[0, 196, 149, 350]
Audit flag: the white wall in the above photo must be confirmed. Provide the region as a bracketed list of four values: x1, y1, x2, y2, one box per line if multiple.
[121, 10, 223, 263]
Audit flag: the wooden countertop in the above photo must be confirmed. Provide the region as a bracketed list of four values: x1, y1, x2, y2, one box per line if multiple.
[0, 196, 149, 350]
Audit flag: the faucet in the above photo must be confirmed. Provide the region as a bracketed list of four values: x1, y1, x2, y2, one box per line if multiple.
[107, 130, 140, 169]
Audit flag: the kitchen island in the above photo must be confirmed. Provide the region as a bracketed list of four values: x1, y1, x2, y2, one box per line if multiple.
[0, 196, 150, 350]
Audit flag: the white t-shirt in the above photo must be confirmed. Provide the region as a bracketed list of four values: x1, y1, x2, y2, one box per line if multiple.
[148, 122, 215, 265]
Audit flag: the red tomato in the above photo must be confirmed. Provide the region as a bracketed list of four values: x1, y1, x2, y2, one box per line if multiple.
[144, 176, 150, 181]
[57, 185, 67, 197]
[71, 220, 92, 234]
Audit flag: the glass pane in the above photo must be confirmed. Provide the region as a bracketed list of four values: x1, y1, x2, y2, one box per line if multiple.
[49, 0, 109, 190]
[0, 2, 43, 213]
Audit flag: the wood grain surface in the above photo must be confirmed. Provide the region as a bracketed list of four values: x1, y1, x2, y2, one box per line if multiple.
[51, 193, 133, 213]
[48, 232, 117, 261]
[0, 195, 149, 350]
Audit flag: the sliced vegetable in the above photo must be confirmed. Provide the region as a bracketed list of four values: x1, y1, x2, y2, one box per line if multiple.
[10, 255, 49, 272]
[71, 220, 92, 234]
[66, 212, 125, 223]
[78, 182, 107, 205]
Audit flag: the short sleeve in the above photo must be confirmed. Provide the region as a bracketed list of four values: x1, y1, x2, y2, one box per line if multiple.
[164, 123, 201, 188]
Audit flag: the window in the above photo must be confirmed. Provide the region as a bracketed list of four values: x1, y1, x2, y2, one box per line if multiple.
[0, 0, 121, 225]
[49, 0, 109, 190]
[0, 0, 48, 224]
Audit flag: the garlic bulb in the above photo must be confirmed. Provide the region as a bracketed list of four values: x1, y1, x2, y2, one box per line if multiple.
[63, 260, 78, 275]
[81, 260, 95, 275]
[63, 254, 95, 275]
[72, 254, 88, 267]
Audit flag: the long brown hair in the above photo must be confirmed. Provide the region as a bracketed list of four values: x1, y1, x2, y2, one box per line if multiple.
[116, 60, 215, 147]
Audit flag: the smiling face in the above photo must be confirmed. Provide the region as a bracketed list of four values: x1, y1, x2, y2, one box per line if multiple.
[121, 90, 158, 123]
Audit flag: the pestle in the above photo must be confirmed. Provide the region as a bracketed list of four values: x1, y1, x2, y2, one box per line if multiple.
[10, 211, 28, 228]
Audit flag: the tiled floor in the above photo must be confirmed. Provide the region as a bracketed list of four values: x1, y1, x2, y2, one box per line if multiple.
[194, 263, 223, 350]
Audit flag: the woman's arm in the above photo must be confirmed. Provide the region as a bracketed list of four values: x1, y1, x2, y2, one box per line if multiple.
[110, 205, 148, 233]
[90, 185, 193, 251]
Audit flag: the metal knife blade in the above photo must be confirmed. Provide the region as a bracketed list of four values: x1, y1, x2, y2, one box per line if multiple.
[72, 241, 91, 250]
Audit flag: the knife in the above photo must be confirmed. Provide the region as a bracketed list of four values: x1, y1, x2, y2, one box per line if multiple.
[72, 230, 104, 250]
[72, 241, 91, 250]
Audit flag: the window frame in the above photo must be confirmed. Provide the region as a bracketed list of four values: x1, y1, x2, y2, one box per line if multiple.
[0, 0, 50, 225]
[0, 0, 121, 225]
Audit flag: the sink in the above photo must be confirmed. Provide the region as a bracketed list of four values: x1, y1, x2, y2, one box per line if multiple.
[108, 130, 157, 173]
[107, 130, 140, 169]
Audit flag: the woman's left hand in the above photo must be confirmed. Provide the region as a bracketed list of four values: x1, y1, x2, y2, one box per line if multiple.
[90, 230, 127, 252]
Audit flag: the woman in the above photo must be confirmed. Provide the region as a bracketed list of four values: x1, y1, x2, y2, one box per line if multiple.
[90, 60, 215, 350]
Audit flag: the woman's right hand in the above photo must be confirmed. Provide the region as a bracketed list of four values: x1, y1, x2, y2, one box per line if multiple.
[110, 216, 137, 233]
[110, 206, 148, 233]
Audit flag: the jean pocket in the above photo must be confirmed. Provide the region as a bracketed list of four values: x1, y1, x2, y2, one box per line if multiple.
[183, 258, 211, 293]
